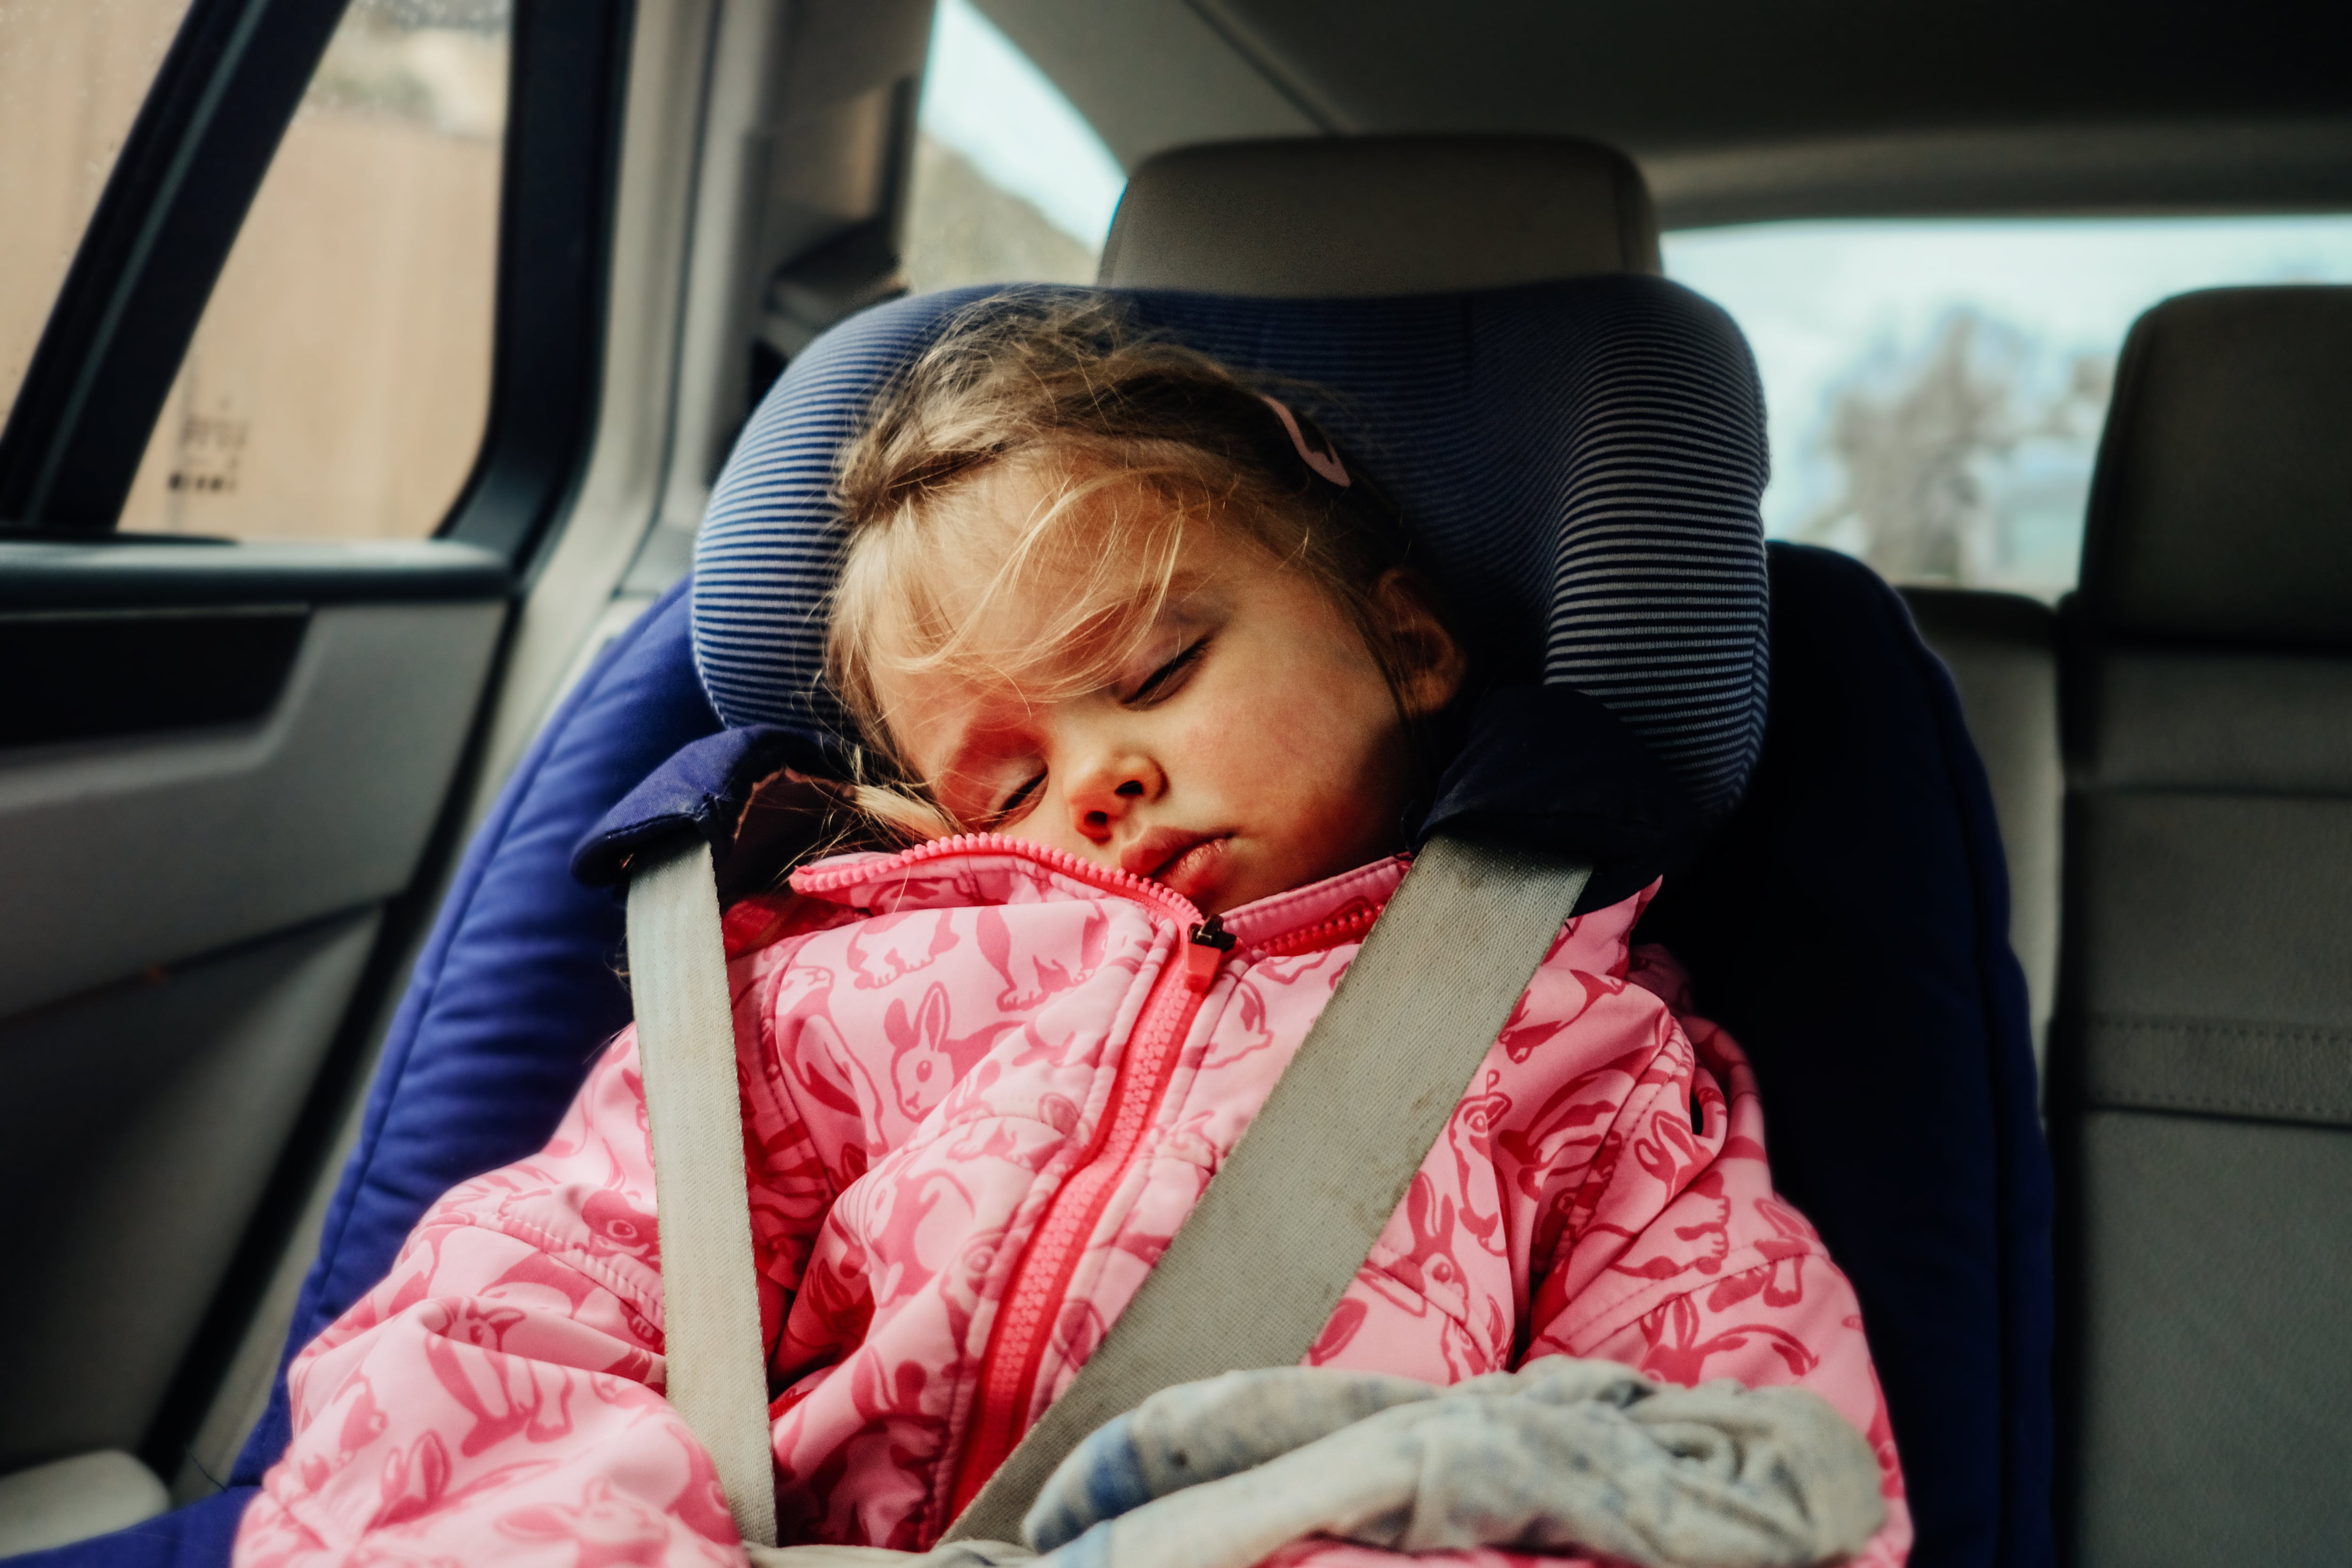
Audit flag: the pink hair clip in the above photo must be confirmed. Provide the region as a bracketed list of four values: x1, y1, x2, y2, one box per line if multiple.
[1261, 396, 1351, 488]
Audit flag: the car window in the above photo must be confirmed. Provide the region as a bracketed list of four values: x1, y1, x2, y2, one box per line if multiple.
[115, 0, 510, 540]
[904, 0, 1122, 293]
[1665, 216, 2352, 597]
[0, 0, 196, 429]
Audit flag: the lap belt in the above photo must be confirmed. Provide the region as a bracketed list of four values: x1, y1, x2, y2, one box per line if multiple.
[626, 832, 1590, 1552]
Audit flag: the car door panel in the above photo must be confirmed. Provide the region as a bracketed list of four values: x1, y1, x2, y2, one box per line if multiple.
[0, 909, 378, 1475]
[0, 540, 506, 1478]
[0, 547, 505, 1018]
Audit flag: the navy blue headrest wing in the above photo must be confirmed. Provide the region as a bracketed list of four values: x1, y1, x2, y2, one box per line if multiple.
[580, 276, 1767, 893]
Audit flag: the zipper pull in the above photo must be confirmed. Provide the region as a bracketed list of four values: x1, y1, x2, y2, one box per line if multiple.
[1184, 914, 1236, 991]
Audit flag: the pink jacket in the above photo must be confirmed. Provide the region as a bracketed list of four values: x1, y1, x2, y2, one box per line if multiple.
[237, 838, 1912, 1568]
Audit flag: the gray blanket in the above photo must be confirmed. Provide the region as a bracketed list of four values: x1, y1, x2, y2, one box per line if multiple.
[751, 1356, 1883, 1568]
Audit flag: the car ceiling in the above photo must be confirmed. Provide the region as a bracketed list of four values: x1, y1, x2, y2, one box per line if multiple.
[976, 0, 2352, 226]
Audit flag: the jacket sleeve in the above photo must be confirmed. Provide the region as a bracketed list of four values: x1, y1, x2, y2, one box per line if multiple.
[1277, 950, 1913, 1568]
[234, 1010, 826, 1568]
[1526, 1002, 1911, 1568]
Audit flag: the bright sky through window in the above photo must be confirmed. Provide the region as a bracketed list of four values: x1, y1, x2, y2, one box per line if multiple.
[1666, 216, 2352, 592]
[918, 0, 1126, 248]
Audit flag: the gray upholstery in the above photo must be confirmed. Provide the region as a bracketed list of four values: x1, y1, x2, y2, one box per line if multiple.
[1097, 135, 1660, 295]
[2081, 286, 2352, 647]
[0, 598, 501, 1019]
[0, 914, 377, 1475]
[0, 1451, 168, 1555]
[2070, 1113, 2352, 1567]
[1903, 587, 2062, 1085]
[2058, 285, 2352, 1566]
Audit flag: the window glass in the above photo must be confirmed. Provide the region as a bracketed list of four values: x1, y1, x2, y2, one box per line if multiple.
[119, 0, 509, 539]
[904, 0, 1123, 293]
[1665, 217, 2352, 597]
[0, 0, 196, 428]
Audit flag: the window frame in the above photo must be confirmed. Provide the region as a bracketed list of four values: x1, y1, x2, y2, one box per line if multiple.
[0, 0, 636, 571]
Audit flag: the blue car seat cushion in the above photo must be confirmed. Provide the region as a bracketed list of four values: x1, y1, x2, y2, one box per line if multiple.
[1640, 545, 2054, 1568]
[227, 578, 722, 1489]
[691, 277, 1772, 822]
[569, 723, 825, 896]
[1418, 683, 1704, 910]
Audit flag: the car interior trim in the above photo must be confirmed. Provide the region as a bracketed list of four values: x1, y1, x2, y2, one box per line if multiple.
[439, 0, 640, 568]
[0, 610, 308, 751]
[0, 541, 511, 613]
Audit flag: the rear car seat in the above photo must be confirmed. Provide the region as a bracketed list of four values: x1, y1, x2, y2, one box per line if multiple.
[2053, 285, 2352, 1567]
[1904, 588, 2063, 1083]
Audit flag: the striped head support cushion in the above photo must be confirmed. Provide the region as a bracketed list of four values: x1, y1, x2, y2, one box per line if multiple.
[693, 277, 1769, 818]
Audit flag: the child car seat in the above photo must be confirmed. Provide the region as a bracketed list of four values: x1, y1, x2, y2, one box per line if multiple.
[12, 139, 2048, 1568]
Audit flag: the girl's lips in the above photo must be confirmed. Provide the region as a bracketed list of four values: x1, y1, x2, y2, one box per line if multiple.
[1122, 829, 1232, 902]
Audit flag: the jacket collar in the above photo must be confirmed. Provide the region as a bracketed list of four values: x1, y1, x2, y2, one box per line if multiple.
[788, 834, 1407, 954]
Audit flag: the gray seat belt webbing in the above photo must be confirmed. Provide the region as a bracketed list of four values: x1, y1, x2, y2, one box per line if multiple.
[944, 833, 1590, 1544]
[631, 832, 1589, 1554]
[628, 837, 780, 1550]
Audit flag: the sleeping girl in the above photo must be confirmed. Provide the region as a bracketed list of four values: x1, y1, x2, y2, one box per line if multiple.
[235, 301, 1912, 1568]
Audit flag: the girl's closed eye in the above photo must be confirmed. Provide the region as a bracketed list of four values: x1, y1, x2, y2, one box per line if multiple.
[1123, 636, 1209, 707]
[993, 770, 1046, 826]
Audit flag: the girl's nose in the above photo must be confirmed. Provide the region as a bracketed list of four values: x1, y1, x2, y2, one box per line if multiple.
[1068, 752, 1161, 841]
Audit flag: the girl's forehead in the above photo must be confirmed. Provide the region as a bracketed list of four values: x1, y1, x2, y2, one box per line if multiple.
[897, 471, 1235, 651]
[849, 451, 1271, 773]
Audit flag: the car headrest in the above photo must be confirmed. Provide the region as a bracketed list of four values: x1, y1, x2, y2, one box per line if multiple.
[2081, 285, 2352, 648]
[676, 277, 1765, 891]
[1097, 135, 1660, 296]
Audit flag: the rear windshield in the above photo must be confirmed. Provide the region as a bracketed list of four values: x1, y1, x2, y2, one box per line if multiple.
[1664, 216, 2352, 597]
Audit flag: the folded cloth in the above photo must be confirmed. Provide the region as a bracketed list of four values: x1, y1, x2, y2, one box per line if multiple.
[744, 1358, 1882, 1568]
[1021, 1357, 1884, 1568]
[747, 1544, 1034, 1568]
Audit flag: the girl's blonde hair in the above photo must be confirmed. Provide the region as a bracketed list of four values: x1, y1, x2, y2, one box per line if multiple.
[825, 295, 1442, 841]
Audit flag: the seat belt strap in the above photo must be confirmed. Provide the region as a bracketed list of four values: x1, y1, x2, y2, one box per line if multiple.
[628, 837, 780, 1550]
[942, 834, 1589, 1543]
[629, 832, 1589, 1554]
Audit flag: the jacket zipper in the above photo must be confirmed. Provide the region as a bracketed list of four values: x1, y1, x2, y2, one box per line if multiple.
[945, 912, 1232, 1519]
[806, 838, 1236, 1524]
[794, 839, 1343, 1525]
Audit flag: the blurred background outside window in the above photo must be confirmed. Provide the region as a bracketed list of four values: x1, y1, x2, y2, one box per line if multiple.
[903, 0, 1120, 293]
[1667, 218, 2352, 597]
[0, 0, 195, 434]
[114, 0, 510, 540]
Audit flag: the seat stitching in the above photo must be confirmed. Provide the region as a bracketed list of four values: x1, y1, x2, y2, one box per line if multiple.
[2085, 1013, 2352, 1047]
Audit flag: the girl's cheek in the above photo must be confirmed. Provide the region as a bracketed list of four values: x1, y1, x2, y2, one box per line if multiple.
[1167, 693, 1246, 771]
